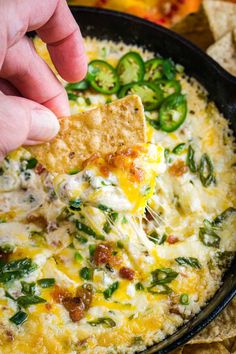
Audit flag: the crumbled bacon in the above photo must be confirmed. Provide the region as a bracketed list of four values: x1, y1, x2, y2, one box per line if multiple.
[52, 285, 93, 323]
[62, 297, 85, 322]
[45, 303, 52, 311]
[51, 285, 71, 304]
[0, 251, 10, 263]
[26, 214, 47, 229]
[35, 163, 46, 175]
[119, 267, 135, 280]
[167, 235, 179, 244]
[169, 160, 188, 177]
[145, 209, 154, 221]
[129, 164, 144, 182]
[76, 285, 93, 310]
[82, 153, 100, 169]
[93, 243, 112, 265]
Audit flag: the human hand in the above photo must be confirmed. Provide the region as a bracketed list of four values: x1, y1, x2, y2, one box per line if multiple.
[0, 0, 87, 161]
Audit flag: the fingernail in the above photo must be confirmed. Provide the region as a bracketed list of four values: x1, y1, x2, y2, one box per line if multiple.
[29, 109, 60, 141]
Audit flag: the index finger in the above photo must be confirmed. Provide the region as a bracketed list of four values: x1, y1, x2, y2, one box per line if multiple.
[3, 0, 87, 82]
[37, 0, 87, 82]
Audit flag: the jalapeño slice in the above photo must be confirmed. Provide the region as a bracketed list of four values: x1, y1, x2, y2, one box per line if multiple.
[87, 60, 120, 94]
[144, 58, 165, 81]
[118, 81, 163, 111]
[117, 51, 144, 85]
[65, 80, 89, 92]
[155, 80, 181, 98]
[159, 93, 187, 132]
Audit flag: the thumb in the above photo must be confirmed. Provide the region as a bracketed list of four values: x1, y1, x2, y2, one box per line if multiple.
[0, 93, 60, 160]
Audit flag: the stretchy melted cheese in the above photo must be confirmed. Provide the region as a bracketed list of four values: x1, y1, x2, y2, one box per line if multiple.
[0, 38, 235, 354]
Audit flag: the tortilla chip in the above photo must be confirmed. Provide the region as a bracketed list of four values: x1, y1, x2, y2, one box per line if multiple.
[170, 348, 183, 354]
[172, 1, 236, 49]
[207, 31, 236, 76]
[222, 337, 236, 352]
[203, 0, 236, 41]
[183, 343, 230, 354]
[171, 5, 214, 50]
[190, 297, 236, 344]
[27, 95, 146, 173]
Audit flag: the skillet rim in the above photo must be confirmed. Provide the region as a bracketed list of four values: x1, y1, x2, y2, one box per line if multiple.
[69, 6, 236, 353]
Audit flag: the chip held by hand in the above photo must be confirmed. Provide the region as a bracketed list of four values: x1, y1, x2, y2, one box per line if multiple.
[27, 95, 146, 174]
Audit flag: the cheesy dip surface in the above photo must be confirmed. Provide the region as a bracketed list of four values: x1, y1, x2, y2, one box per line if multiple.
[0, 37, 235, 354]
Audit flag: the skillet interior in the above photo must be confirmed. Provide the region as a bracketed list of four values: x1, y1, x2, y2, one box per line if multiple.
[70, 6, 236, 353]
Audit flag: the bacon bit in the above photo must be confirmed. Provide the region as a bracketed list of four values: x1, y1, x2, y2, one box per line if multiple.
[169, 306, 182, 315]
[145, 209, 154, 221]
[167, 235, 179, 244]
[45, 303, 52, 311]
[99, 165, 110, 178]
[62, 297, 85, 322]
[109, 254, 122, 268]
[47, 221, 58, 232]
[129, 164, 144, 182]
[26, 214, 47, 229]
[69, 151, 75, 160]
[35, 163, 46, 175]
[51, 285, 71, 304]
[76, 286, 93, 310]
[169, 160, 188, 177]
[94, 243, 112, 266]
[82, 153, 100, 169]
[0, 251, 10, 263]
[5, 330, 14, 341]
[119, 267, 135, 280]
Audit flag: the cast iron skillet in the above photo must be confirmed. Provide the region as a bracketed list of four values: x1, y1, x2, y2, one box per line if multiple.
[70, 6, 236, 354]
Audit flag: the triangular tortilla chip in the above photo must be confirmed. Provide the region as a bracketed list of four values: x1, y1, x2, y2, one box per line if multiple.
[190, 297, 236, 344]
[207, 31, 236, 76]
[203, 0, 236, 40]
[171, 6, 214, 50]
[27, 95, 146, 173]
[172, 1, 236, 49]
[183, 343, 230, 354]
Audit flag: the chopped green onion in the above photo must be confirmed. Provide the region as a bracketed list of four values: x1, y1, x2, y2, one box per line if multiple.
[97, 204, 112, 212]
[74, 251, 83, 262]
[88, 317, 116, 328]
[135, 282, 144, 291]
[21, 281, 36, 295]
[151, 268, 178, 285]
[175, 257, 201, 269]
[213, 207, 236, 227]
[172, 143, 185, 155]
[148, 231, 166, 245]
[0, 244, 14, 254]
[180, 293, 189, 305]
[75, 221, 97, 238]
[17, 295, 46, 308]
[37, 278, 55, 288]
[89, 244, 96, 257]
[186, 145, 197, 173]
[79, 267, 93, 280]
[0, 258, 37, 284]
[69, 199, 82, 211]
[9, 310, 28, 325]
[199, 153, 215, 187]
[26, 158, 38, 169]
[103, 281, 119, 299]
[117, 241, 124, 249]
[147, 284, 172, 295]
[199, 227, 220, 248]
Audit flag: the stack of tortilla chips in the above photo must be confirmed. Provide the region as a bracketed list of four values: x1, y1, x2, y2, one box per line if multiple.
[172, 0, 236, 76]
